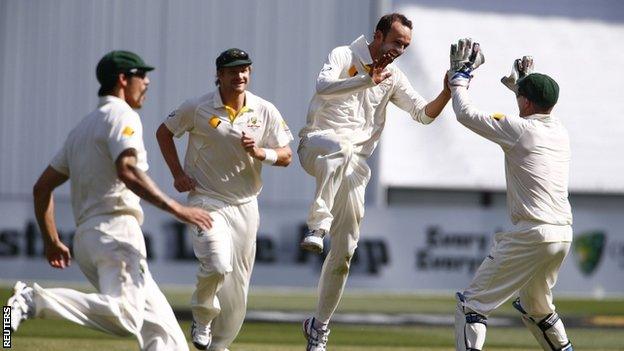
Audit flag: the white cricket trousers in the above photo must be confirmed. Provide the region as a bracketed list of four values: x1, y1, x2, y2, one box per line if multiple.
[31, 214, 188, 351]
[298, 130, 371, 324]
[188, 196, 259, 351]
[462, 229, 572, 317]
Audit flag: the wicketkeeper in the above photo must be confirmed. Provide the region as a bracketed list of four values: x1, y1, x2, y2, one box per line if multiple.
[447, 38, 574, 351]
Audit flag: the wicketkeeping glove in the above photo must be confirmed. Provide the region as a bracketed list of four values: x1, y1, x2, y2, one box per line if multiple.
[448, 38, 485, 88]
[449, 38, 485, 73]
[500, 56, 534, 93]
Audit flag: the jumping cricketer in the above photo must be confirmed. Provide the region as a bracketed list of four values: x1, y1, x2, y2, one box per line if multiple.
[298, 13, 452, 350]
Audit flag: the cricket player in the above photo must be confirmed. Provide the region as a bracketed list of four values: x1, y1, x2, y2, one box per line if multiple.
[298, 13, 452, 350]
[6, 50, 214, 350]
[156, 48, 293, 351]
[447, 40, 574, 351]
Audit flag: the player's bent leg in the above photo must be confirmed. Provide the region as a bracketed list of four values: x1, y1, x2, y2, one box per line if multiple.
[513, 298, 573, 351]
[190, 206, 233, 347]
[298, 131, 354, 236]
[209, 199, 258, 351]
[455, 292, 487, 351]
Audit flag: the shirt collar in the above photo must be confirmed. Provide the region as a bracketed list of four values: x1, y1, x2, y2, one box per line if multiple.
[212, 90, 257, 112]
[349, 35, 373, 66]
[526, 113, 551, 120]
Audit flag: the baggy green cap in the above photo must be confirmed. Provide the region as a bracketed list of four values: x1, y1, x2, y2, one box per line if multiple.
[216, 48, 252, 69]
[517, 73, 559, 108]
[96, 50, 155, 84]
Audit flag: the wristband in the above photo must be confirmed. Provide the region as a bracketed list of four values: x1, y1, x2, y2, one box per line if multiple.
[262, 148, 278, 165]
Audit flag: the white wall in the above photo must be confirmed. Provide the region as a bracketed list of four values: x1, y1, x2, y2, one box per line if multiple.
[380, 1, 624, 193]
[0, 0, 375, 206]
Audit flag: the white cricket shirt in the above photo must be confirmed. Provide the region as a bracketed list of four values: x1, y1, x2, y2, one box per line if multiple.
[299, 35, 433, 157]
[50, 96, 149, 225]
[451, 87, 573, 242]
[164, 90, 293, 205]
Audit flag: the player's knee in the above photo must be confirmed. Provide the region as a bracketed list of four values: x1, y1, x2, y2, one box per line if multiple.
[328, 252, 354, 276]
[198, 259, 232, 277]
[108, 299, 144, 337]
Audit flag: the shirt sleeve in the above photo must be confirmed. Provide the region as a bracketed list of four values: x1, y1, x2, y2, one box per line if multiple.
[315, 47, 376, 97]
[451, 87, 528, 149]
[49, 141, 70, 176]
[163, 99, 196, 138]
[390, 69, 434, 125]
[107, 110, 146, 164]
[261, 104, 294, 148]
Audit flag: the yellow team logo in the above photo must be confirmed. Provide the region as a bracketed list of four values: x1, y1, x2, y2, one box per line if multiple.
[491, 113, 506, 121]
[121, 126, 134, 137]
[209, 115, 221, 128]
[348, 63, 371, 77]
[348, 65, 358, 77]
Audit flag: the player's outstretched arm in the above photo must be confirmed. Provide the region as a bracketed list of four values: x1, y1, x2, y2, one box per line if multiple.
[424, 73, 452, 118]
[33, 166, 72, 269]
[156, 123, 197, 192]
[115, 149, 212, 230]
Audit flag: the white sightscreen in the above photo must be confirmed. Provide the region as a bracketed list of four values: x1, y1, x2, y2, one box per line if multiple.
[380, 4, 624, 193]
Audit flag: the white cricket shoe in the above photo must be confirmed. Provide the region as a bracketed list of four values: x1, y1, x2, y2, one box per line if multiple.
[190, 320, 211, 350]
[7, 281, 35, 332]
[300, 229, 327, 254]
[303, 317, 330, 351]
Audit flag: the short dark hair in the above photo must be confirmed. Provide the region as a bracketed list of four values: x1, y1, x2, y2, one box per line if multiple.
[375, 13, 412, 37]
[98, 79, 117, 96]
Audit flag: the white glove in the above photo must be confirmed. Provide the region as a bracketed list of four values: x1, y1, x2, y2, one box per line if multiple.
[449, 38, 485, 74]
[500, 56, 534, 93]
[448, 38, 485, 88]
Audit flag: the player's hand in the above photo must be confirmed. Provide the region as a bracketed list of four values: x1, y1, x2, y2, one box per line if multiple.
[174, 204, 213, 231]
[449, 38, 485, 74]
[501, 56, 534, 93]
[448, 38, 485, 88]
[45, 240, 71, 269]
[241, 132, 263, 159]
[173, 172, 196, 193]
[369, 52, 394, 84]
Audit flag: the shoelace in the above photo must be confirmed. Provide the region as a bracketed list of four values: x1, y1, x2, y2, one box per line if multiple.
[309, 326, 330, 345]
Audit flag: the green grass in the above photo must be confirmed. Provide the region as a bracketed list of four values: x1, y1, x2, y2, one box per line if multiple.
[160, 289, 624, 317]
[3, 286, 624, 350]
[7, 320, 624, 350]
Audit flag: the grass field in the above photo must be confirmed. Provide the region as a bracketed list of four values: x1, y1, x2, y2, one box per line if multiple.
[3, 286, 624, 350]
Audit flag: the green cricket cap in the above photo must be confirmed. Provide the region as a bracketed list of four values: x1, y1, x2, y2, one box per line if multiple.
[96, 50, 154, 84]
[517, 73, 559, 108]
[216, 48, 252, 69]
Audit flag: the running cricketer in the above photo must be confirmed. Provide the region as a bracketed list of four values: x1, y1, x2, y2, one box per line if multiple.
[156, 48, 293, 351]
[298, 13, 452, 350]
[6, 50, 213, 350]
[447, 40, 574, 351]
